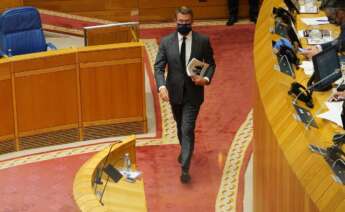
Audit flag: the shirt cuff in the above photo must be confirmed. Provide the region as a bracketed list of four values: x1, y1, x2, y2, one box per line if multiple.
[203, 77, 210, 83]
[159, 86, 166, 91]
[316, 45, 322, 51]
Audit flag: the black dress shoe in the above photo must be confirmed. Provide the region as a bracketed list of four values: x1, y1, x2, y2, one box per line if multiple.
[177, 154, 182, 164]
[180, 171, 191, 184]
[226, 16, 238, 26]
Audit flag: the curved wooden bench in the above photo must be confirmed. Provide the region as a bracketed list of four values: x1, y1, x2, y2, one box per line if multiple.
[73, 135, 147, 211]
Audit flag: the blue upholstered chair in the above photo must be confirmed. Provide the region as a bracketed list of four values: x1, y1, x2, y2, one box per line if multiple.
[0, 6, 56, 57]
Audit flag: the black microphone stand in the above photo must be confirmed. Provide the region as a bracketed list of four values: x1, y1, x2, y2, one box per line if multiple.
[94, 140, 122, 191]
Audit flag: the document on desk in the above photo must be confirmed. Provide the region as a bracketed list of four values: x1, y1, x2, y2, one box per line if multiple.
[317, 101, 343, 127]
[299, 5, 318, 14]
[300, 61, 314, 76]
[301, 17, 329, 26]
[298, 29, 333, 45]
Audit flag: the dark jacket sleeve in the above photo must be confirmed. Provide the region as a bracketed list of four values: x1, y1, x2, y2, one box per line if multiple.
[154, 38, 168, 91]
[204, 37, 216, 83]
[321, 39, 339, 50]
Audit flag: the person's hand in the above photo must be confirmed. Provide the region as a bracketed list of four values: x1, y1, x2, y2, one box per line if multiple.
[191, 75, 208, 86]
[159, 87, 169, 102]
[300, 46, 321, 59]
[329, 91, 345, 102]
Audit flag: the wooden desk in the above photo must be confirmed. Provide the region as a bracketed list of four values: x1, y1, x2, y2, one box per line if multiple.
[0, 42, 146, 153]
[73, 135, 147, 211]
[253, 0, 345, 211]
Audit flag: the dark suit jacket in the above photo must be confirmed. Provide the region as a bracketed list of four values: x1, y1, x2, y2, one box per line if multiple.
[154, 31, 216, 105]
[321, 24, 345, 52]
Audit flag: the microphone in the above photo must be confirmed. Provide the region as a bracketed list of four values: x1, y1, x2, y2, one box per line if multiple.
[290, 69, 342, 108]
[94, 140, 122, 186]
[279, 54, 295, 78]
[333, 132, 345, 146]
[289, 82, 313, 108]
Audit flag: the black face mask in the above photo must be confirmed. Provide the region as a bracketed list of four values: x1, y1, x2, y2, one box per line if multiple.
[177, 24, 192, 35]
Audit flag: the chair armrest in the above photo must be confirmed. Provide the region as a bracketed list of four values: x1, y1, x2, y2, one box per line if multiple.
[47, 42, 57, 50]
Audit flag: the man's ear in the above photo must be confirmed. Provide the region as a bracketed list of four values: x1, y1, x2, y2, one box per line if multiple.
[340, 10, 345, 20]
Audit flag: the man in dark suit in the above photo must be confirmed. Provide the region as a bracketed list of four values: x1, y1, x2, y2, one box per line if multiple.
[303, 0, 345, 58]
[226, 0, 260, 25]
[154, 6, 216, 183]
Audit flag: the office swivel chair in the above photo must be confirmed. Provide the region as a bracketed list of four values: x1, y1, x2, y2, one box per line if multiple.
[0, 6, 56, 57]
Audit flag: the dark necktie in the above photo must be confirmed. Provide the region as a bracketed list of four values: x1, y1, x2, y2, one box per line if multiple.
[180, 36, 186, 70]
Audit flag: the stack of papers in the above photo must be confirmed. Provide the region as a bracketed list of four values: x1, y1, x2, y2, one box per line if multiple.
[317, 101, 343, 127]
[300, 61, 314, 76]
[299, 5, 318, 14]
[301, 17, 330, 26]
[298, 29, 333, 45]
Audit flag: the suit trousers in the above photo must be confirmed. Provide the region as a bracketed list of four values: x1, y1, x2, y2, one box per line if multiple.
[171, 101, 200, 172]
[228, 0, 260, 18]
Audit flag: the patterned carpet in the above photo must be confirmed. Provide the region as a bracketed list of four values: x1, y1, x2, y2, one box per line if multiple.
[0, 11, 255, 212]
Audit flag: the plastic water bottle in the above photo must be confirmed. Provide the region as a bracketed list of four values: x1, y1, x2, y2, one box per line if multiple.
[123, 153, 131, 172]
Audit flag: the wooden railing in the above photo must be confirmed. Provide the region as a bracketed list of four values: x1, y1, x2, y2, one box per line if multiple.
[0, 42, 146, 153]
[84, 22, 139, 46]
[1, 0, 253, 22]
[73, 135, 147, 211]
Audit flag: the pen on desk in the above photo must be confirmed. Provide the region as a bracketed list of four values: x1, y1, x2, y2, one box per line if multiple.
[316, 20, 329, 22]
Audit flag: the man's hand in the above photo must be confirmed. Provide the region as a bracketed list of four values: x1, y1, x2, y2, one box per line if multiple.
[159, 87, 169, 102]
[300, 46, 321, 59]
[329, 91, 345, 102]
[191, 75, 208, 86]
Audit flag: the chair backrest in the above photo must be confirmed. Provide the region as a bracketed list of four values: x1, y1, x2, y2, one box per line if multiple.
[0, 7, 47, 56]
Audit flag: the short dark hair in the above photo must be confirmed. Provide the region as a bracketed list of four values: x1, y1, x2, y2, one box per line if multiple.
[326, 0, 345, 9]
[175, 6, 194, 18]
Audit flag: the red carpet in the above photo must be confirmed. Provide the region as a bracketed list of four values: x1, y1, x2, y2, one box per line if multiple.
[0, 24, 254, 211]
[0, 153, 92, 211]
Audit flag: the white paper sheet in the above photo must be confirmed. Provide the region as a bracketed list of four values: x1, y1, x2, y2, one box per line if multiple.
[301, 17, 329, 26]
[317, 101, 343, 127]
[300, 61, 314, 76]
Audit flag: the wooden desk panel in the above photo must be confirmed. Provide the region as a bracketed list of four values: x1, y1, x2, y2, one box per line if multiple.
[73, 135, 147, 211]
[80, 63, 144, 123]
[78, 43, 145, 127]
[0, 42, 146, 153]
[11, 51, 79, 135]
[0, 63, 14, 139]
[14, 68, 79, 134]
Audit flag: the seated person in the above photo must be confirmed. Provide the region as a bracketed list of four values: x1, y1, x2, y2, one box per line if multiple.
[302, 0, 345, 59]
[226, 0, 260, 25]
